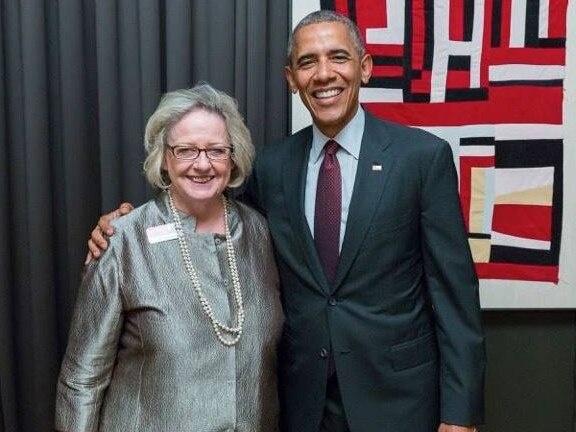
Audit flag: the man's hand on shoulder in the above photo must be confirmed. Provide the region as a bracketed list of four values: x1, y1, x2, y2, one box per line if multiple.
[438, 423, 478, 432]
[85, 202, 135, 264]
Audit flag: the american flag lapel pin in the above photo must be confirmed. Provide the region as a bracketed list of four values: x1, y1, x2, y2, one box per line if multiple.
[371, 162, 382, 171]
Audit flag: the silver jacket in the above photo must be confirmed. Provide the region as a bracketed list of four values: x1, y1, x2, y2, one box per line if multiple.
[56, 192, 283, 431]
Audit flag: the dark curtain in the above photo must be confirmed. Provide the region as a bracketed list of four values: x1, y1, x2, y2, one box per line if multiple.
[0, 1, 289, 430]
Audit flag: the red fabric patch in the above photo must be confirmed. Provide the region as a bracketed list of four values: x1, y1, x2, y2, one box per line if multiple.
[492, 204, 552, 241]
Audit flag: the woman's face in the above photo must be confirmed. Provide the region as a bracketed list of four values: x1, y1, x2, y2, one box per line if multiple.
[164, 109, 233, 213]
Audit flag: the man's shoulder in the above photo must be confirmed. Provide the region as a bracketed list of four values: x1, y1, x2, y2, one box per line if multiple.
[367, 112, 442, 141]
[366, 112, 448, 155]
[260, 126, 312, 157]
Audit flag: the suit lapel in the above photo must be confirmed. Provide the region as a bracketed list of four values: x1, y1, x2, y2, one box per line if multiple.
[282, 130, 328, 290]
[334, 114, 395, 287]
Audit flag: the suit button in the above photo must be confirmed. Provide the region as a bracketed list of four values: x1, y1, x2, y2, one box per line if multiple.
[328, 297, 337, 306]
[319, 348, 329, 358]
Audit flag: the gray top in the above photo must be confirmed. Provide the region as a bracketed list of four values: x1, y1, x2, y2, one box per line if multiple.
[56, 191, 283, 432]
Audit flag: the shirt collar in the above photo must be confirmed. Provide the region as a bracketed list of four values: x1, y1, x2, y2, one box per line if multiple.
[310, 107, 365, 164]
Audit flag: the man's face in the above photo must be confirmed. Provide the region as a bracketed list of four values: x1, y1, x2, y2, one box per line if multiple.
[285, 21, 373, 138]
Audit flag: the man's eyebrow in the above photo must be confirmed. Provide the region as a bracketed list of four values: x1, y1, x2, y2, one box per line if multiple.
[295, 49, 352, 64]
[328, 49, 352, 57]
[295, 53, 316, 64]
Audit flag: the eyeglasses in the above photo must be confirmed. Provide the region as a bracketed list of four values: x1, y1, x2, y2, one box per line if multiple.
[167, 145, 233, 161]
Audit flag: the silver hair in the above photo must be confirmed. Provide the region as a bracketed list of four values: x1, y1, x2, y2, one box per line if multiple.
[143, 83, 254, 190]
[286, 10, 366, 65]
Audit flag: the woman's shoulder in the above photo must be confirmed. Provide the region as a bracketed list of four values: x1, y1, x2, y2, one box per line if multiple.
[232, 199, 270, 237]
[233, 199, 266, 222]
[111, 195, 168, 229]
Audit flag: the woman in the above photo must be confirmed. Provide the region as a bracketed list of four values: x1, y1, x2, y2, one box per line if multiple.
[55, 83, 284, 431]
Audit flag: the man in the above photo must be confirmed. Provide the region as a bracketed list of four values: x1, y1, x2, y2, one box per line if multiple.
[88, 10, 485, 432]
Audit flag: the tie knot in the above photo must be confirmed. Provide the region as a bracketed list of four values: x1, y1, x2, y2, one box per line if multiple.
[324, 140, 339, 156]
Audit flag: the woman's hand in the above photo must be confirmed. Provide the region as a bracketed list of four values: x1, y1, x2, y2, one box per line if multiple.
[85, 202, 135, 264]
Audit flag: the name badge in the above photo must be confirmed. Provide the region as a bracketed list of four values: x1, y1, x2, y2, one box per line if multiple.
[146, 223, 178, 244]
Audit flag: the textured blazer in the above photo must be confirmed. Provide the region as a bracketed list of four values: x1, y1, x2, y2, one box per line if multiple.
[55, 193, 283, 432]
[248, 111, 486, 432]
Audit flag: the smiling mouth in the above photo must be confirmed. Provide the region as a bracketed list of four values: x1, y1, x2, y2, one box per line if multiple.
[314, 88, 343, 99]
[190, 176, 213, 184]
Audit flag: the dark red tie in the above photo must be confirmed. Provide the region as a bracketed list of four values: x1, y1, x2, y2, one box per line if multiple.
[314, 140, 341, 284]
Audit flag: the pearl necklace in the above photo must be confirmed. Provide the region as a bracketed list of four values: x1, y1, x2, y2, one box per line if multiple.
[168, 190, 245, 346]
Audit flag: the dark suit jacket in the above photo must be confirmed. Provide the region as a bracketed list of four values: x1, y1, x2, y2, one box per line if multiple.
[247, 111, 485, 432]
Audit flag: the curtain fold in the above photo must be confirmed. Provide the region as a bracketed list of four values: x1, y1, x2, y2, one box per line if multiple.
[0, 1, 289, 430]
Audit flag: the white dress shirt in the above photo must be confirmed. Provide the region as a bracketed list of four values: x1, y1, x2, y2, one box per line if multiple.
[304, 106, 365, 251]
